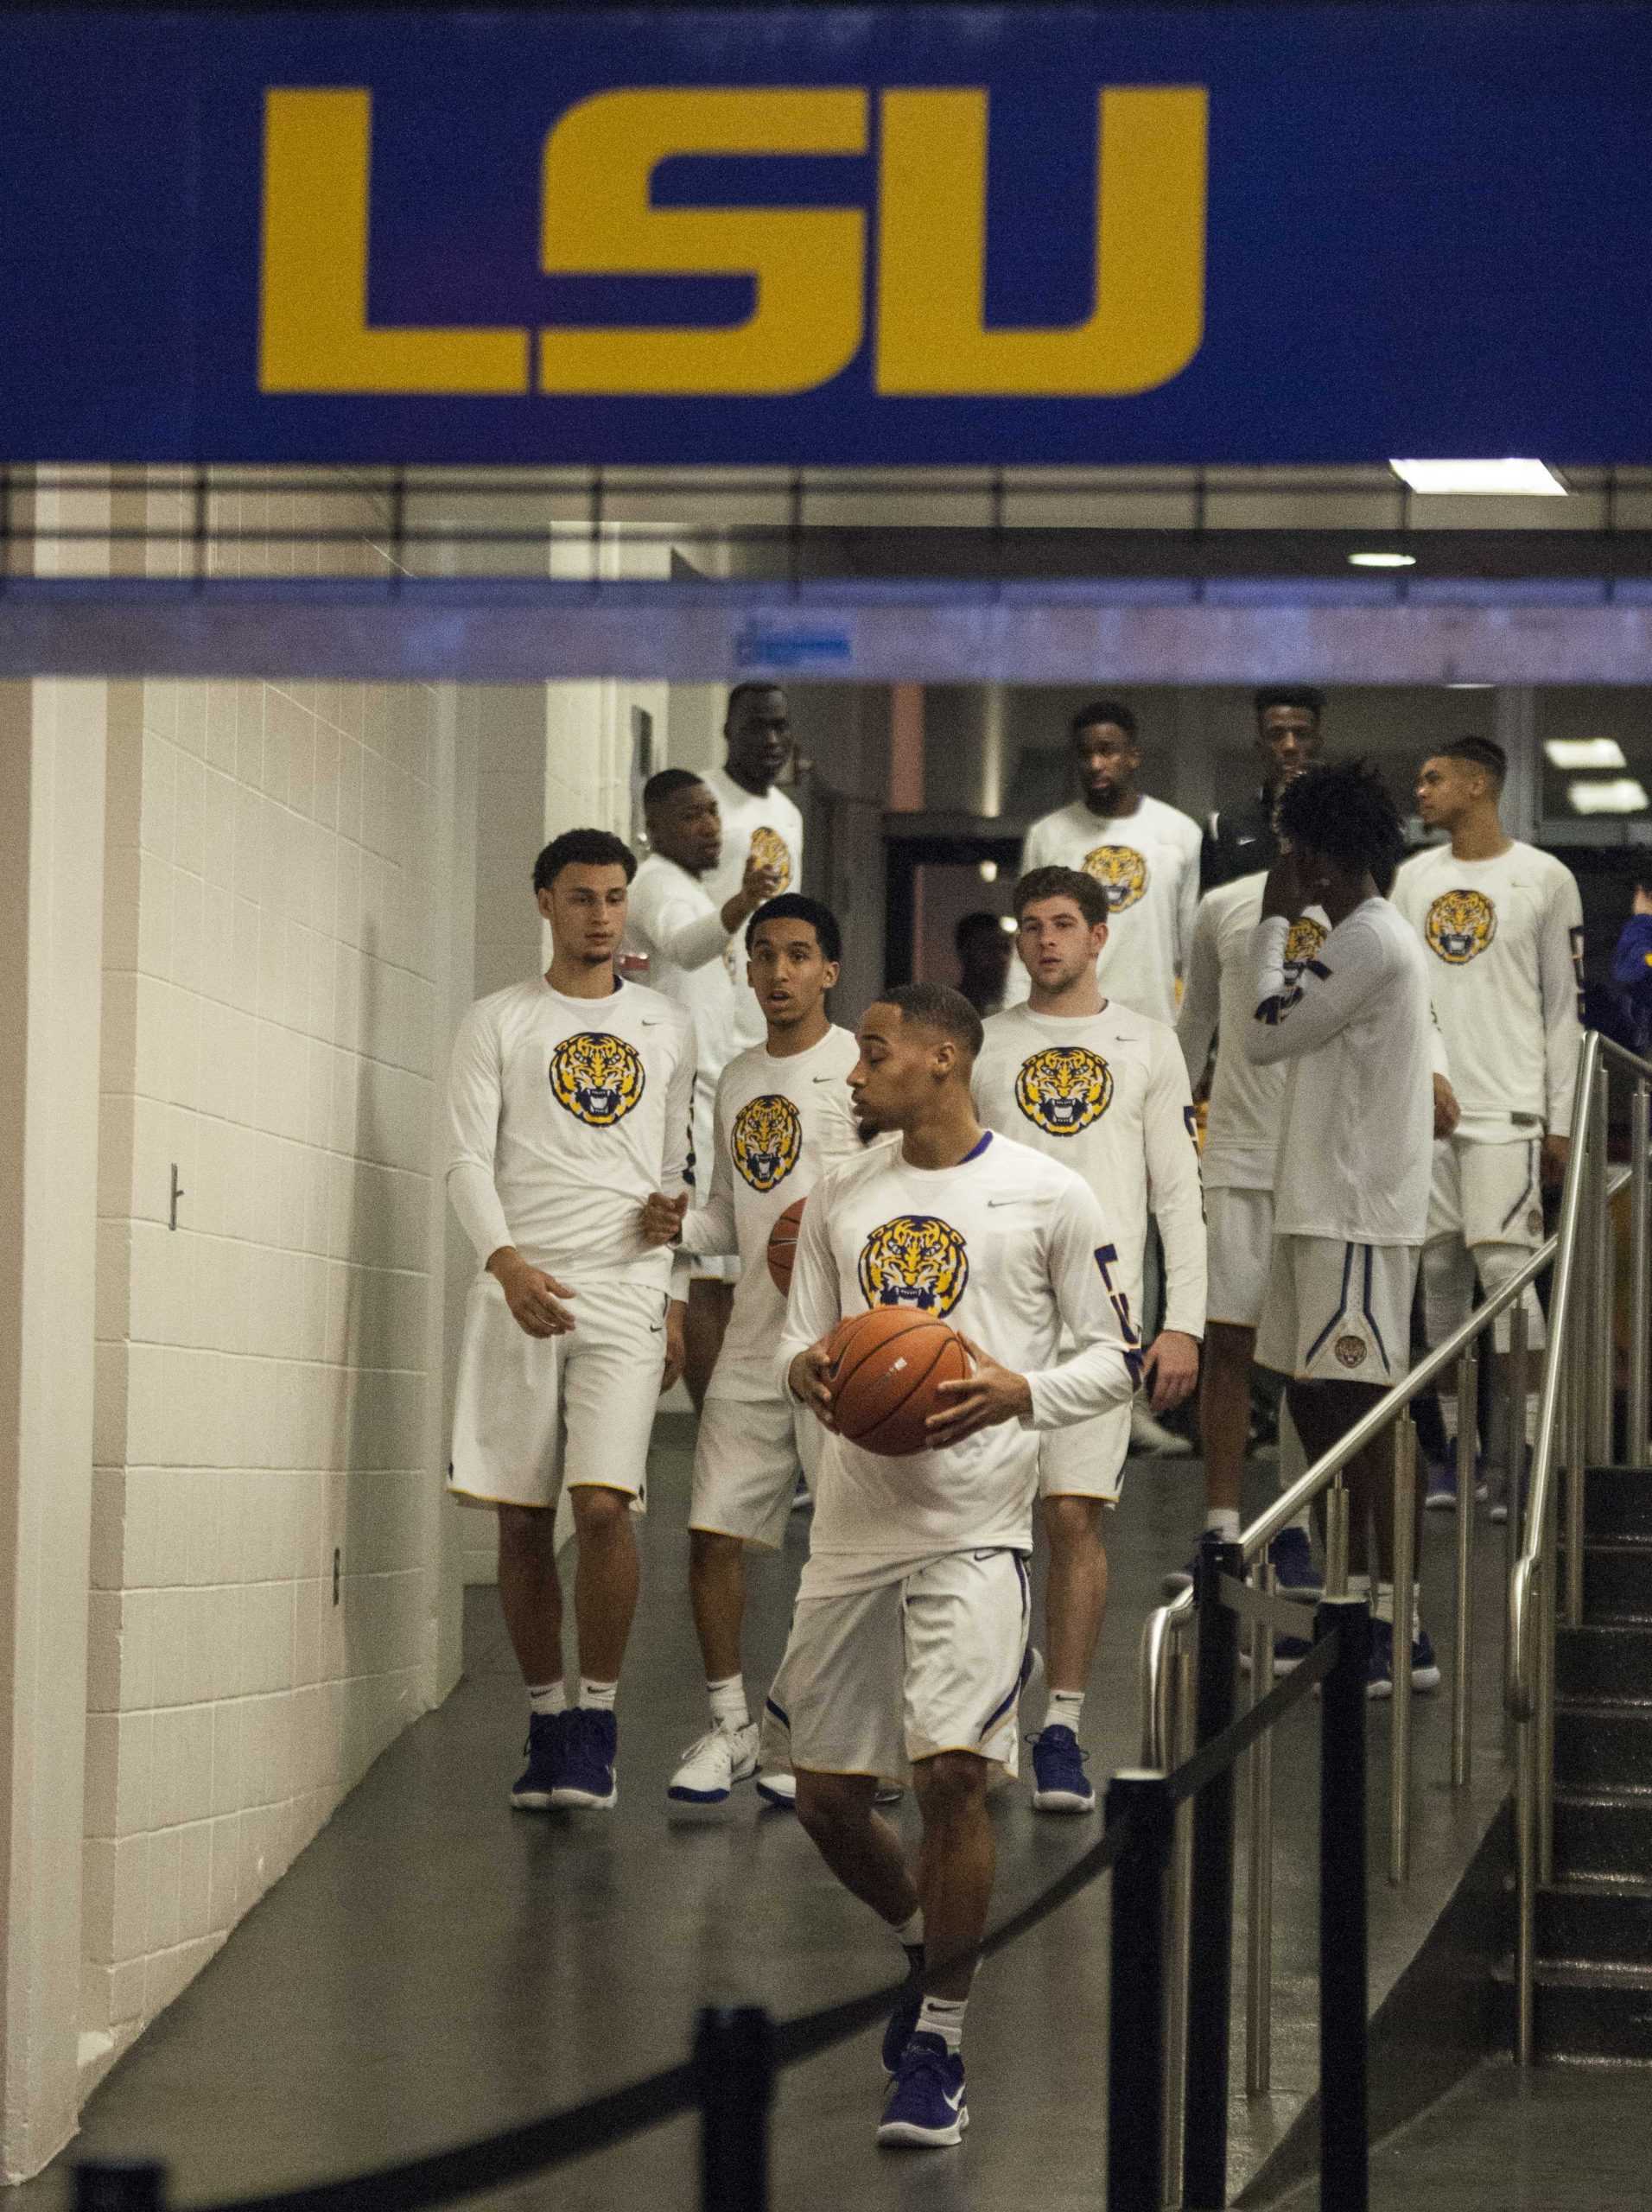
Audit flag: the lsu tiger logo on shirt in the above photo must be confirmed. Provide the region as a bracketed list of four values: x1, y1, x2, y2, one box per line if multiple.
[548, 1032, 646, 1127]
[1013, 1045, 1114, 1137]
[1284, 914, 1328, 977]
[749, 824, 793, 892]
[1082, 844, 1149, 914]
[732, 1092, 802, 1192]
[1425, 889, 1497, 965]
[857, 1214, 969, 1315]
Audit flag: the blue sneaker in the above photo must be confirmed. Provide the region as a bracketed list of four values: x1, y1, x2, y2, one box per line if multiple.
[881, 1969, 924, 2076]
[877, 2032, 968, 2147]
[1424, 1461, 1457, 1510]
[1366, 1618, 1395, 1700]
[510, 1711, 567, 1810]
[550, 1707, 618, 1809]
[1030, 1724, 1095, 1815]
[1410, 1625, 1442, 1692]
[1272, 1630, 1313, 1674]
[1268, 1525, 1321, 1598]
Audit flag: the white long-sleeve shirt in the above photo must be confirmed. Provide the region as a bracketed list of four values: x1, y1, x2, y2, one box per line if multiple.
[701, 767, 805, 1052]
[778, 1130, 1140, 1591]
[625, 851, 740, 1186]
[446, 975, 695, 1290]
[973, 1001, 1205, 1339]
[1179, 874, 1331, 1192]
[681, 1024, 863, 1400]
[1007, 793, 1202, 1025]
[1244, 899, 1435, 1247]
[1392, 840, 1584, 1143]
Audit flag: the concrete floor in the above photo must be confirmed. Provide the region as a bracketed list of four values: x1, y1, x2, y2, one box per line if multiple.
[15, 1430, 1601, 2211]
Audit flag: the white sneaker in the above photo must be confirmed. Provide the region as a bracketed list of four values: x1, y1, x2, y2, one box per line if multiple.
[1130, 1404, 1192, 1458]
[755, 1767, 797, 1808]
[667, 1723, 759, 1806]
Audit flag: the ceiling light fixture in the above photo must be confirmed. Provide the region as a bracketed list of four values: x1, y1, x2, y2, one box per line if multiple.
[1546, 738, 1628, 771]
[1349, 551, 1417, 569]
[1568, 778, 1649, 817]
[1447, 683, 1493, 691]
[1389, 459, 1566, 496]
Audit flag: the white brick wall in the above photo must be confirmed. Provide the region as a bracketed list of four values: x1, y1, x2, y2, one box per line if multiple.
[83, 671, 447, 2060]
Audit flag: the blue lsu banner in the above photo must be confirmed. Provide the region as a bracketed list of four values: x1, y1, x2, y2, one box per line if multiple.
[3, 5, 1650, 465]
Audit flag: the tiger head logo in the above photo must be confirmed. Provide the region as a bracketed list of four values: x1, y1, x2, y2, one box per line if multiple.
[749, 825, 793, 893]
[1426, 889, 1497, 966]
[1014, 1046, 1114, 1138]
[1333, 1334, 1369, 1370]
[857, 1215, 969, 1316]
[733, 1093, 802, 1192]
[1284, 915, 1328, 977]
[1082, 845, 1148, 914]
[549, 1032, 646, 1128]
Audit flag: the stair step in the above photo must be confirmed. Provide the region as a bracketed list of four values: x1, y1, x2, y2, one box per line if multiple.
[1558, 1621, 1652, 1698]
[1556, 1703, 1652, 1790]
[1540, 1878, 1652, 1967]
[1491, 1955, 1652, 2062]
[1555, 1788, 1652, 1879]
[1580, 1538, 1652, 1619]
[1584, 1466, 1652, 1541]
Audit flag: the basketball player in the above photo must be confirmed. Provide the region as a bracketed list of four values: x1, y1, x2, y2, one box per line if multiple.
[447, 830, 696, 1812]
[626, 768, 784, 1405]
[702, 683, 806, 1052]
[1245, 762, 1440, 1695]
[639, 893, 861, 1809]
[973, 866, 1204, 1815]
[1007, 701, 1201, 1026]
[765, 984, 1140, 2145]
[1394, 737, 1583, 1512]
[1201, 689, 1326, 892]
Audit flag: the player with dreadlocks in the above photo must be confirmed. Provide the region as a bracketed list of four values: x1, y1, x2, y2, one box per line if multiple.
[1242, 761, 1442, 1696]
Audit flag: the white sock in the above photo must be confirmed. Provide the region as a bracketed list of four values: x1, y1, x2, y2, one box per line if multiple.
[1046, 1688, 1085, 1735]
[526, 1681, 564, 1718]
[894, 1907, 925, 1971]
[1204, 1507, 1241, 1540]
[579, 1678, 618, 1712]
[1348, 1572, 1372, 1599]
[707, 1675, 749, 1732]
[917, 1994, 967, 2053]
[1373, 1581, 1395, 1624]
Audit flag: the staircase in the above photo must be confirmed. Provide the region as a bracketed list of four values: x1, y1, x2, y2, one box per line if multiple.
[1512, 1465, 1652, 2059]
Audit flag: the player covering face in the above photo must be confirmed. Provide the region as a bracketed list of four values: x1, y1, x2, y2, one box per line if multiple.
[768, 985, 1138, 2147]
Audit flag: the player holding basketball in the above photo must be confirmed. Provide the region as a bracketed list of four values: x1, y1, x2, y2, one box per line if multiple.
[766, 984, 1140, 2146]
[973, 866, 1205, 1815]
[447, 830, 695, 1813]
[1393, 737, 1583, 1512]
[638, 893, 861, 1810]
[1244, 763, 1441, 1695]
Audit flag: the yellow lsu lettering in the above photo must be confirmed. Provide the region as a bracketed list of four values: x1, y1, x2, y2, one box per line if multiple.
[259, 84, 1207, 401]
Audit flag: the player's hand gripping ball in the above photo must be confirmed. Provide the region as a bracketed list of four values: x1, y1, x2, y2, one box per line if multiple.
[766, 1197, 807, 1294]
[825, 1308, 973, 1456]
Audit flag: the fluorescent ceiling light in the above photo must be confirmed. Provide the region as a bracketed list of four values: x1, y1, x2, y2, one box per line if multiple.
[1349, 551, 1417, 569]
[1546, 737, 1628, 771]
[1389, 459, 1566, 497]
[1447, 683, 1492, 691]
[1568, 778, 1649, 816]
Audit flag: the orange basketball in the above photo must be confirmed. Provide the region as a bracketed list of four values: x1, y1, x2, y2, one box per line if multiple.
[826, 1307, 972, 1457]
[767, 1197, 807, 1294]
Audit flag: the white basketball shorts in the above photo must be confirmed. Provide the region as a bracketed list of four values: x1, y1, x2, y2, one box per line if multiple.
[1205, 1185, 1277, 1332]
[1255, 1236, 1417, 1386]
[690, 1390, 823, 1550]
[1038, 1401, 1129, 1504]
[759, 1548, 1032, 1789]
[448, 1271, 668, 1511]
[1427, 1134, 1544, 1252]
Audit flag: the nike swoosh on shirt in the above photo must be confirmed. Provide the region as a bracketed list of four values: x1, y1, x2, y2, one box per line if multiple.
[811, 1075, 840, 1084]
[987, 1196, 1038, 1208]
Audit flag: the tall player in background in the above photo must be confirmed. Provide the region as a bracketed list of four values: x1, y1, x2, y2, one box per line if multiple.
[1245, 763, 1441, 1695]
[974, 867, 1204, 1814]
[447, 831, 695, 1812]
[1201, 689, 1326, 891]
[640, 894, 862, 1810]
[767, 984, 1140, 2146]
[626, 769, 783, 1404]
[702, 683, 806, 1052]
[1395, 738, 1583, 1513]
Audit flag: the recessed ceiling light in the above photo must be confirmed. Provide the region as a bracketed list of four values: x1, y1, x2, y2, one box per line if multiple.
[1349, 551, 1417, 569]
[1568, 778, 1649, 816]
[998, 914, 1017, 933]
[1546, 738, 1627, 771]
[1389, 459, 1566, 496]
[1447, 683, 1493, 691]
[977, 859, 999, 883]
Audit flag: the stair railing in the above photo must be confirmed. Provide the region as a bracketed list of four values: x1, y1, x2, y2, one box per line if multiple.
[1138, 1028, 1638, 2186]
[1510, 1027, 1652, 2063]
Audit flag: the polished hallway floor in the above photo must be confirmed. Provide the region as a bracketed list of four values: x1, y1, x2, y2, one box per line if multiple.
[20, 1427, 1565, 2210]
